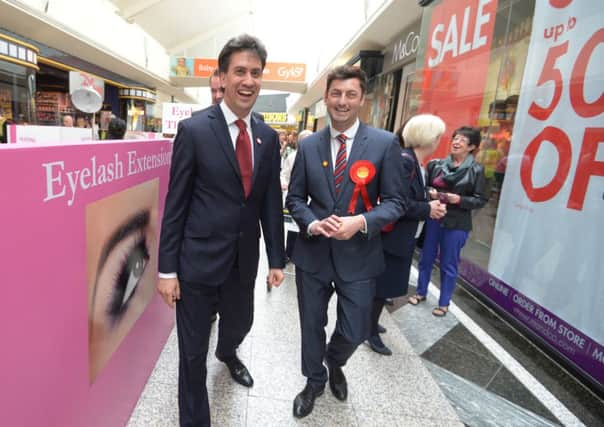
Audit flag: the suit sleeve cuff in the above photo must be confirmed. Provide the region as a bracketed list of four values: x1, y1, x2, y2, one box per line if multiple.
[159, 272, 178, 279]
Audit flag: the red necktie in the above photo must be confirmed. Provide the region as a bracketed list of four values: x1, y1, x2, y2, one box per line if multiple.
[334, 134, 347, 194]
[235, 119, 252, 197]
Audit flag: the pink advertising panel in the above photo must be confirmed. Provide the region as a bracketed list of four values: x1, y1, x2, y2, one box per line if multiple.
[0, 139, 175, 426]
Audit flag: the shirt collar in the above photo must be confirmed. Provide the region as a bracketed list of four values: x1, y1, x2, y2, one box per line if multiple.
[220, 101, 251, 128]
[329, 119, 360, 141]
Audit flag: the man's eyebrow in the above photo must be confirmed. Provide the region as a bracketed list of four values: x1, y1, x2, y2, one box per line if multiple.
[96, 210, 150, 272]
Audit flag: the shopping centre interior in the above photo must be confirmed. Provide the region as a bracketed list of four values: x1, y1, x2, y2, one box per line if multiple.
[0, 0, 602, 426]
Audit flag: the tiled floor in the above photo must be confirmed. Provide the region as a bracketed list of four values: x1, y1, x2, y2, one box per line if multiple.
[127, 261, 462, 427]
[393, 262, 604, 427]
[128, 252, 604, 426]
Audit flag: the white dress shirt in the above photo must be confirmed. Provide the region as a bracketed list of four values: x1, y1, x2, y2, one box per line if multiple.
[220, 101, 254, 166]
[307, 119, 367, 235]
[328, 119, 359, 170]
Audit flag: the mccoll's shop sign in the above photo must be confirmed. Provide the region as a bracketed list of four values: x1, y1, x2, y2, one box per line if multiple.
[383, 20, 422, 73]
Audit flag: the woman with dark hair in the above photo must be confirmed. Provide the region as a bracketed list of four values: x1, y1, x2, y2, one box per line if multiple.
[367, 114, 447, 355]
[409, 126, 487, 316]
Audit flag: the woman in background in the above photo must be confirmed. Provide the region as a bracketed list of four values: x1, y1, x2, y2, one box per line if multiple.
[409, 126, 487, 317]
[368, 114, 447, 355]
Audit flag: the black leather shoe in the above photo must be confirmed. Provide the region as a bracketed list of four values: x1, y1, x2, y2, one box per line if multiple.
[327, 362, 347, 401]
[367, 334, 392, 356]
[293, 384, 324, 418]
[222, 356, 253, 387]
[377, 323, 387, 334]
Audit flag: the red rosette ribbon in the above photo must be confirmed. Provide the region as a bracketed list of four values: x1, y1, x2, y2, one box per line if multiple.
[348, 160, 376, 214]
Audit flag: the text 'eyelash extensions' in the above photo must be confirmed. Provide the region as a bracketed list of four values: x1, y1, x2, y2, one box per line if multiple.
[94, 210, 151, 326]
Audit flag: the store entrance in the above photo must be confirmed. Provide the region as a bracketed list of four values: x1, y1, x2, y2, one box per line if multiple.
[393, 63, 416, 132]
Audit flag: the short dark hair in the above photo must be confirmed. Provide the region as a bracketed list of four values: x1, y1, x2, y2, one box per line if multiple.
[326, 65, 367, 95]
[218, 34, 267, 73]
[107, 118, 127, 140]
[452, 126, 481, 147]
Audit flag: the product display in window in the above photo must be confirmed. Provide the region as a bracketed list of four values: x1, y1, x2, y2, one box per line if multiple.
[0, 87, 12, 120]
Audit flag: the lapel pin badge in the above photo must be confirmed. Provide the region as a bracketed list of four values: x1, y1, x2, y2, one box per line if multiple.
[322, 160, 328, 168]
[256, 137, 262, 145]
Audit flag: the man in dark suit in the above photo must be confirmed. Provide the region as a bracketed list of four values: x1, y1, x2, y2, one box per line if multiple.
[285, 65, 406, 418]
[157, 34, 285, 427]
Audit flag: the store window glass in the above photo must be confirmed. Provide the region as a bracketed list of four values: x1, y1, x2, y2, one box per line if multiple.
[393, 68, 419, 131]
[0, 60, 36, 129]
[364, 71, 399, 131]
[122, 99, 146, 132]
[411, 0, 536, 269]
[469, 0, 536, 268]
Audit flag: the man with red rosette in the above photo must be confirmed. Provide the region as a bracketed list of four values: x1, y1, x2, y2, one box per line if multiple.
[286, 65, 406, 418]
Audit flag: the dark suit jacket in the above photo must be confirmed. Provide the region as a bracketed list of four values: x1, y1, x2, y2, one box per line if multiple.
[159, 104, 285, 286]
[382, 148, 430, 257]
[285, 123, 405, 282]
[376, 148, 430, 298]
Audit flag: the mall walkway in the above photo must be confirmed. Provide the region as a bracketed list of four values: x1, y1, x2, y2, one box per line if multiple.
[128, 252, 601, 426]
[127, 260, 462, 427]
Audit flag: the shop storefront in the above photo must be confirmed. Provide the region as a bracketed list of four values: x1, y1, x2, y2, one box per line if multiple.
[310, 99, 328, 132]
[119, 87, 158, 132]
[0, 33, 37, 142]
[414, 0, 603, 391]
[385, 21, 422, 131]
[1, 29, 161, 135]
[358, 21, 422, 133]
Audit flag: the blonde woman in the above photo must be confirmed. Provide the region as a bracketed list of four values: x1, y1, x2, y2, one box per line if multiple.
[368, 114, 447, 355]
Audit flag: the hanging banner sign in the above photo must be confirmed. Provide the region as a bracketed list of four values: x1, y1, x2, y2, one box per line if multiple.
[171, 57, 306, 82]
[69, 70, 104, 99]
[260, 112, 288, 123]
[488, 0, 604, 385]
[418, 0, 498, 159]
[162, 102, 203, 134]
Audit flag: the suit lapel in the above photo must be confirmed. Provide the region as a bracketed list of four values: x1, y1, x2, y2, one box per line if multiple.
[338, 123, 368, 201]
[250, 114, 265, 186]
[316, 127, 336, 200]
[209, 105, 241, 179]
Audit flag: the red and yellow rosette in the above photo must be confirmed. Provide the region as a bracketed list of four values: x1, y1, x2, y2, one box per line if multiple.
[348, 160, 376, 214]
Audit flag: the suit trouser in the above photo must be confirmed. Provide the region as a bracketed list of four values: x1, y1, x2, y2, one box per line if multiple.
[416, 219, 469, 307]
[176, 268, 254, 427]
[295, 265, 375, 390]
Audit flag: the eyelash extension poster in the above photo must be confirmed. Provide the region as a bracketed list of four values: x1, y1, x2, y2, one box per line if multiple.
[0, 139, 174, 427]
[86, 179, 159, 383]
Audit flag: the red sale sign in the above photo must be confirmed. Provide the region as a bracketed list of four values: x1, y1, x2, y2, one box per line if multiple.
[419, 0, 498, 159]
[490, 0, 604, 379]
